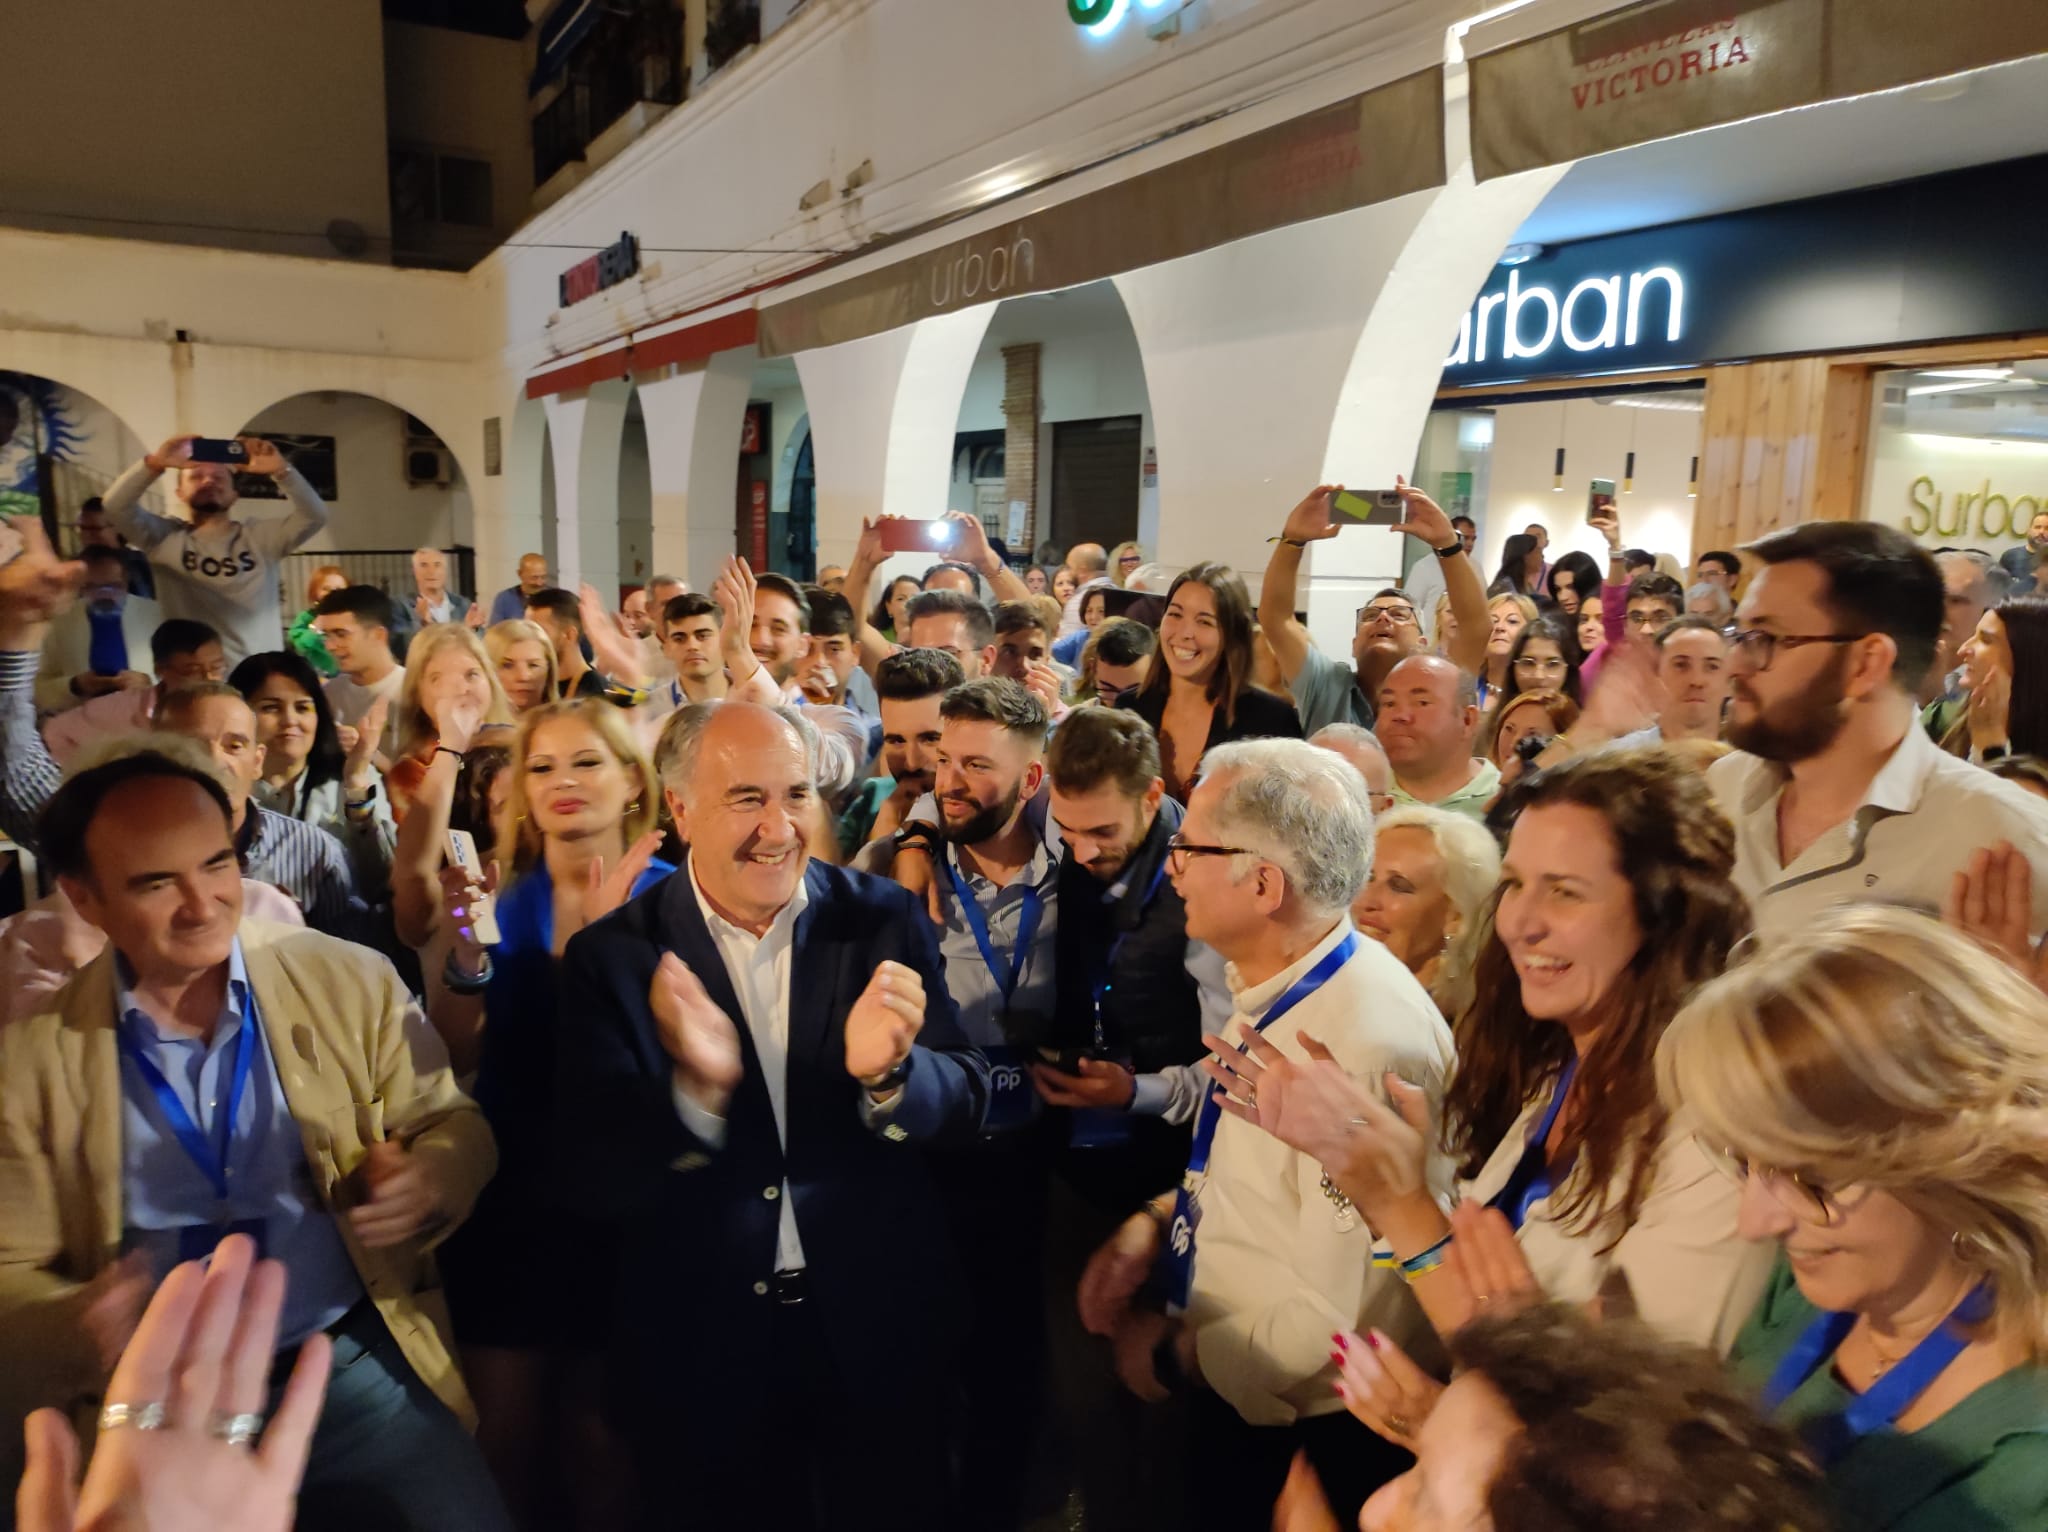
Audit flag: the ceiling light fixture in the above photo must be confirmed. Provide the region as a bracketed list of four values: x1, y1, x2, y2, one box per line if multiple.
[1498, 242, 1545, 267]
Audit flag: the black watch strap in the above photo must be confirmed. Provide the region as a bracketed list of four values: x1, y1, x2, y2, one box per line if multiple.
[1434, 541, 1464, 560]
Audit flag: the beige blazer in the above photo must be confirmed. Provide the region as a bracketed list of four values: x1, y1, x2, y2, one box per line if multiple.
[0, 919, 496, 1439]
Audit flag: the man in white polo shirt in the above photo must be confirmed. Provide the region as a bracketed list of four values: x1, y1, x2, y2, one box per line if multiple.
[1076, 738, 1454, 1529]
[1707, 520, 2048, 937]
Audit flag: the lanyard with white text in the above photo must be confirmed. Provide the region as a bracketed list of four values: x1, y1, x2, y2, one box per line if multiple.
[1764, 1284, 1993, 1465]
[1161, 931, 1360, 1310]
[944, 855, 1044, 1007]
[116, 986, 257, 1204]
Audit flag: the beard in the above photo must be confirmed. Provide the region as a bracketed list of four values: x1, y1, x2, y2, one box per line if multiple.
[940, 781, 1022, 847]
[186, 484, 231, 514]
[1727, 649, 1851, 762]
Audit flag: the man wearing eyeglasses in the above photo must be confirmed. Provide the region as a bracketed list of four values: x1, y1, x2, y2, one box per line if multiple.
[1257, 485, 1488, 736]
[1706, 521, 2048, 937]
[1074, 739, 1454, 1528]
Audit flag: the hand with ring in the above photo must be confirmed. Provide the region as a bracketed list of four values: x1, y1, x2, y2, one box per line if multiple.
[1330, 1327, 1445, 1449]
[1443, 1203, 1544, 1328]
[16, 1234, 331, 1532]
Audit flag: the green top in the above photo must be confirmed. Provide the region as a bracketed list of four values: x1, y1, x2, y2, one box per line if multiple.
[837, 774, 894, 861]
[288, 606, 338, 678]
[1729, 1254, 2048, 1531]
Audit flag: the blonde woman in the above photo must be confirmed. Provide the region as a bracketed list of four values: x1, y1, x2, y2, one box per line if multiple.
[485, 617, 559, 714]
[1108, 539, 1145, 587]
[385, 622, 515, 819]
[1660, 906, 2048, 1531]
[1476, 592, 1539, 712]
[1351, 803, 1500, 1018]
[438, 699, 668, 1527]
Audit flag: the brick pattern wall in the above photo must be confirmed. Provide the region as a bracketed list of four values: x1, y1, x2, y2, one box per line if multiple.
[1002, 342, 1042, 557]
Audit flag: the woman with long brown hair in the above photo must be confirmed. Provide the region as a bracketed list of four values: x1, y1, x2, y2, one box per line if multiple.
[1124, 561, 1301, 800]
[1210, 748, 1770, 1362]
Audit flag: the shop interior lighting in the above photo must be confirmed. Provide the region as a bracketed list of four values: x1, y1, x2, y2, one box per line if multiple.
[1597, 395, 1707, 412]
[1688, 455, 1699, 498]
[1552, 400, 1567, 490]
[1498, 242, 1545, 267]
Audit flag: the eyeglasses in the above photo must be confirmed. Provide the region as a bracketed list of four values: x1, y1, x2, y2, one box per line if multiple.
[1095, 682, 1138, 707]
[1623, 608, 1679, 631]
[1357, 604, 1419, 629]
[1512, 655, 1568, 676]
[1695, 1137, 1841, 1225]
[1165, 833, 1255, 873]
[1722, 627, 1866, 672]
[1119, 553, 1142, 567]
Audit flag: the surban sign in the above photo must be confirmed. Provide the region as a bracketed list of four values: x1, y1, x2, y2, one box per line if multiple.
[1444, 265, 1686, 372]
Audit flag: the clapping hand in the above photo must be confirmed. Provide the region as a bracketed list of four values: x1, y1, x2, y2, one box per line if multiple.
[712, 556, 759, 675]
[1443, 1203, 1542, 1322]
[1946, 839, 2048, 994]
[845, 960, 925, 1085]
[348, 1140, 439, 1249]
[1022, 660, 1064, 715]
[343, 696, 388, 794]
[651, 954, 744, 1116]
[17, 1235, 329, 1532]
[1077, 1209, 1163, 1336]
[0, 520, 84, 645]
[581, 831, 664, 926]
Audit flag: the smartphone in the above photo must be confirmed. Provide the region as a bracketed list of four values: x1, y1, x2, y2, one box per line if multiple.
[187, 437, 250, 465]
[1331, 489, 1405, 527]
[1036, 1047, 1093, 1075]
[875, 516, 959, 555]
[1587, 479, 1617, 524]
[444, 829, 503, 947]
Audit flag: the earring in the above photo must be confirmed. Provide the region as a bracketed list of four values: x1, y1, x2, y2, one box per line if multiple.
[626, 800, 641, 815]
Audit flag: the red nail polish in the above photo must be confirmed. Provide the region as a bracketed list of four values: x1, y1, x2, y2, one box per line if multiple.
[1329, 1351, 1344, 1367]
[1334, 1332, 1350, 1351]
[1332, 1381, 1346, 1396]
[1365, 1331, 1381, 1350]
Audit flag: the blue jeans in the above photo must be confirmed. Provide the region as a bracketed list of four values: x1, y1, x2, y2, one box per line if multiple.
[282, 1302, 512, 1532]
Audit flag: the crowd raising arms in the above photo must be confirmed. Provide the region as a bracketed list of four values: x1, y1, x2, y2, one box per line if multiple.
[6, 450, 2048, 1532]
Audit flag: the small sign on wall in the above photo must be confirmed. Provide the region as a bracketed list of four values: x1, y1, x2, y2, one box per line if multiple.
[749, 481, 770, 570]
[741, 404, 768, 457]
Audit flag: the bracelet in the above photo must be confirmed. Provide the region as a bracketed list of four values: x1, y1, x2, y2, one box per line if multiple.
[434, 745, 464, 764]
[442, 951, 493, 995]
[1982, 743, 2011, 762]
[1399, 1233, 1453, 1283]
[1265, 536, 1310, 549]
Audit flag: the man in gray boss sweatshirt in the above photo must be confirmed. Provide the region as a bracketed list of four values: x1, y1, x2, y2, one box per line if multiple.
[103, 434, 330, 663]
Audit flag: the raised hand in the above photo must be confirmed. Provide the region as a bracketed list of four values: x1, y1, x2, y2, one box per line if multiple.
[1575, 639, 1661, 736]
[942, 510, 997, 574]
[1590, 507, 1623, 552]
[1946, 840, 2048, 993]
[1332, 1327, 1444, 1448]
[16, 1235, 330, 1532]
[713, 556, 758, 672]
[343, 696, 389, 793]
[1280, 485, 1345, 546]
[463, 601, 485, 629]
[582, 831, 664, 926]
[0, 519, 85, 645]
[1022, 659, 1064, 715]
[845, 959, 925, 1084]
[651, 953, 744, 1115]
[239, 438, 289, 478]
[347, 1140, 439, 1249]
[143, 436, 198, 475]
[1392, 475, 1457, 549]
[433, 690, 487, 755]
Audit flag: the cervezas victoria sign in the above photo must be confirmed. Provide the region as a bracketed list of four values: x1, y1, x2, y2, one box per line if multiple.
[559, 231, 641, 308]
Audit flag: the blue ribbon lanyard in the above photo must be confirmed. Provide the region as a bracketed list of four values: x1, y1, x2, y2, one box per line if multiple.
[943, 856, 1045, 1009]
[1764, 1285, 1994, 1465]
[1091, 859, 1170, 1053]
[117, 987, 257, 1206]
[1161, 931, 1360, 1311]
[1487, 1054, 1579, 1231]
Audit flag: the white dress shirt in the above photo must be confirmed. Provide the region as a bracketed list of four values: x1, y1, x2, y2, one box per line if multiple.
[673, 858, 813, 1271]
[1185, 919, 1458, 1426]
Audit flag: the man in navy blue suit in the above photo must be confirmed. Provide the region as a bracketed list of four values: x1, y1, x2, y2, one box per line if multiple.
[558, 701, 988, 1532]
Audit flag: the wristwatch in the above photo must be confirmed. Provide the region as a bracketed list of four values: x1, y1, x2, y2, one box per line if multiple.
[894, 824, 938, 856]
[1434, 540, 1464, 560]
[863, 1055, 912, 1092]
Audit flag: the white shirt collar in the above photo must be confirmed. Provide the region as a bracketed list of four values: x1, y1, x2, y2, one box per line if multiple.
[685, 850, 810, 946]
[1224, 917, 1352, 1015]
[1738, 712, 1935, 819]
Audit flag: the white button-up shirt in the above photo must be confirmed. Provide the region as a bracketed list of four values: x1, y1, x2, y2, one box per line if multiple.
[674, 858, 812, 1271]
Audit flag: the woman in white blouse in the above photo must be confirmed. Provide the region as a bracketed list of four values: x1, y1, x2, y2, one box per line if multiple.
[1208, 747, 1774, 1449]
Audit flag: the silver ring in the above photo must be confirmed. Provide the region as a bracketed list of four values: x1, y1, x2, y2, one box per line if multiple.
[211, 1411, 265, 1448]
[98, 1401, 169, 1433]
[1242, 1088, 1257, 1110]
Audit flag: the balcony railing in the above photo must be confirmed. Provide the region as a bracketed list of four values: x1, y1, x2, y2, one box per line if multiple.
[533, 3, 685, 189]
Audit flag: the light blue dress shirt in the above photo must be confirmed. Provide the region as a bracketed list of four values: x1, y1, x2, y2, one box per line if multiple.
[116, 940, 362, 1345]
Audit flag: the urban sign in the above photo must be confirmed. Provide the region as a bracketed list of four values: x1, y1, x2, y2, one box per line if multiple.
[1444, 266, 1686, 371]
[558, 230, 641, 308]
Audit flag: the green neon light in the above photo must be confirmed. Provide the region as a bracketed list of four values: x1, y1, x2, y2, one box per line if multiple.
[1069, 0, 1118, 24]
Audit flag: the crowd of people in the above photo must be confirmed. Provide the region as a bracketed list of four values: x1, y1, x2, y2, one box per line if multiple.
[1, 434, 2047, 1532]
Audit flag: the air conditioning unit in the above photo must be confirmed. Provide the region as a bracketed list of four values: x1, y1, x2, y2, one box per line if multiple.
[405, 444, 453, 486]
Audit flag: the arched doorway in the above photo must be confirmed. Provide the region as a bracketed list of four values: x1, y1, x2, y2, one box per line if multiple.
[743, 355, 815, 579]
[617, 388, 653, 594]
[237, 390, 475, 616]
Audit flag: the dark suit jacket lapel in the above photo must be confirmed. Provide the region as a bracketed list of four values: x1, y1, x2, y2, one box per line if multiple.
[658, 858, 769, 1092]
[787, 861, 845, 1070]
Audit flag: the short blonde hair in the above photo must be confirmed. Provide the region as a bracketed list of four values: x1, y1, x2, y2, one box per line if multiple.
[1488, 592, 1540, 628]
[1657, 905, 2048, 1354]
[397, 623, 514, 757]
[1372, 805, 1502, 1017]
[484, 619, 560, 710]
[502, 699, 660, 876]
[1108, 541, 1145, 587]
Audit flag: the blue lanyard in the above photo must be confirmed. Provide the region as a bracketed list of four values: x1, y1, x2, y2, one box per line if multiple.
[944, 855, 1045, 1006]
[1764, 1284, 1994, 1466]
[1091, 859, 1169, 1052]
[1163, 930, 1360, 1309]
[116, 986, 258, 1205]
[1488, 1055, 1578, 1230]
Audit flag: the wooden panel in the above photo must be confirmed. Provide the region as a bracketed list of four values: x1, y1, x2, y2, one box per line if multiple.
[1696, 365, 1750, 561]
[1813, 364, 1875, 523]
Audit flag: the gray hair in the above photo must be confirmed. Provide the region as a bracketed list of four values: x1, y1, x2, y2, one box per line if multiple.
[1309, 721, 1384, 755]
[655, 700, 818, 799]
[647, 573, 686, 593]
[1197, 738, 1376, 918]
[1936, 548, 2010, 607]
[1684, 582, 1735, 620]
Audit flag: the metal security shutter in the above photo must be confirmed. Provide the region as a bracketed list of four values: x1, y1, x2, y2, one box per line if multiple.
[1050, 416, 1141, 552]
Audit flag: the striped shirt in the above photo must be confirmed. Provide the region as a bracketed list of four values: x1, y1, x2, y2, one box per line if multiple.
[0, 648, 360, 926]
